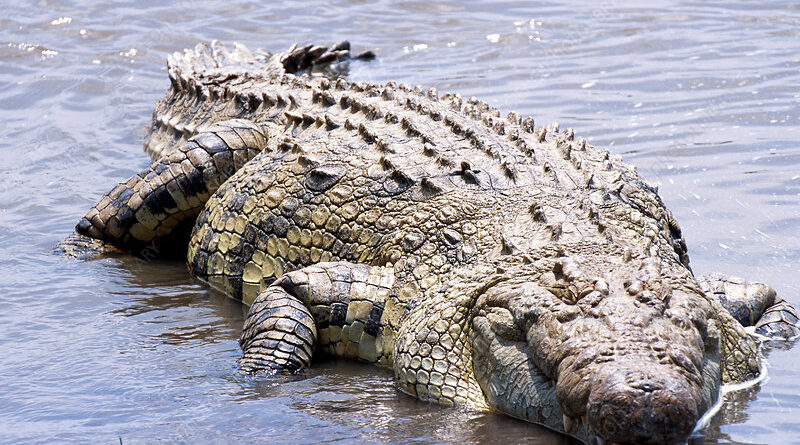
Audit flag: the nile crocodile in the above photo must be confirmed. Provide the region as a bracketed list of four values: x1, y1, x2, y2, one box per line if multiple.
[69, 41, 799, 445]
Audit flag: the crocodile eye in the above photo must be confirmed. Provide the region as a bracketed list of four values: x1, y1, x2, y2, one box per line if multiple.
[306, 165, 345, 191]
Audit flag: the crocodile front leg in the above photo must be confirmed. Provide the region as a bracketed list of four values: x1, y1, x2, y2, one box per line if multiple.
[698, 273, 800, 339]
[75, 119, 268, 252]
[239, 261, 402, 373]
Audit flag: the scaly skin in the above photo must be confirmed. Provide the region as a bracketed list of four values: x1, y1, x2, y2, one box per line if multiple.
[71, 41, 799, 445]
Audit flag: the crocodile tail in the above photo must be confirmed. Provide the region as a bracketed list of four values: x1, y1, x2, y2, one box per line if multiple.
[147, 41, 371, 161]
[166, 40, 276, 83]
[165, 40, 367, 83]
[76, 119, 268, 254]
[275, 41, 374, 73]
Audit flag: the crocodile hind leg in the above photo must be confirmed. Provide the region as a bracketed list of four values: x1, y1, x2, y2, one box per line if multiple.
[698, 273, 800, 339]
[239, 261, 401, 373]
[75, 119, 268, 252]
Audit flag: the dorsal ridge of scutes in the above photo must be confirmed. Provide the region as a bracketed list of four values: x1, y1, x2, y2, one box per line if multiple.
[157, 41, 670, 209]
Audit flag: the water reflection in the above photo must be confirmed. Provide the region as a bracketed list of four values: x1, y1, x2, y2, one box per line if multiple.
[239, 361, 579, 445]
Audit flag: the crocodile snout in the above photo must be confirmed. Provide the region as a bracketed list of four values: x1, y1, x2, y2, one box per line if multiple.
[586, 364, 701, 445]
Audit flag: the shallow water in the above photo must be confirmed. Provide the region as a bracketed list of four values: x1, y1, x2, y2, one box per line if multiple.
[1, 0, 799, 443]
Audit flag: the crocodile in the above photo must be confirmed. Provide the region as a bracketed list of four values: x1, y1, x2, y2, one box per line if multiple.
[68, 41, 799, 445]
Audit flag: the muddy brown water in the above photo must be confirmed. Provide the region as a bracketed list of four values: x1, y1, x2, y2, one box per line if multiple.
[1, 1, 799, 444]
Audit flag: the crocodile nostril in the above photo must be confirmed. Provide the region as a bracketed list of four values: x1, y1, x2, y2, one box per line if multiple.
[587, 365, 701, 444]
[630, 380, 657, 393]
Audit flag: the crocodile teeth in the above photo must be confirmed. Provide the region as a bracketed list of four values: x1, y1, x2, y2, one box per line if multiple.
[563, 415, 575, 433]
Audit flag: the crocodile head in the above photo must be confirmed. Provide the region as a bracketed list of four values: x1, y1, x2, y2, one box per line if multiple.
[471, 256, 723, 444]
